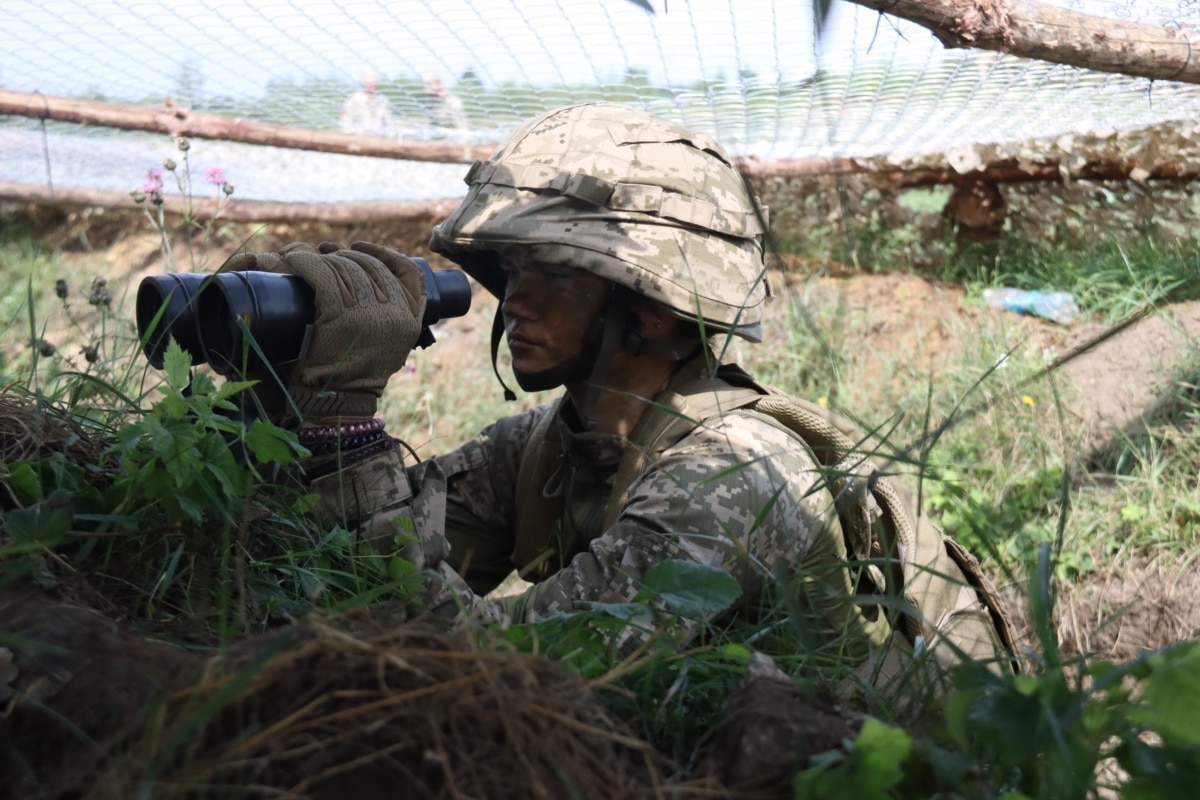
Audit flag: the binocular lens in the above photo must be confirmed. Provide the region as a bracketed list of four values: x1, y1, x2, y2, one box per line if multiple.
[136, 258, 472, 376]
[199, 271, 314, 374]
[136, 273, 213, 369]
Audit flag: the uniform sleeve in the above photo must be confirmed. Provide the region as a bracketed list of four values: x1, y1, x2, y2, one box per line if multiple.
[424, 411, 874, 656]
[306, 406, 546, 591]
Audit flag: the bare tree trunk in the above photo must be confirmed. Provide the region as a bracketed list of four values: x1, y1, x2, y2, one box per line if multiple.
[0, 89, 493, 164]
[846, 0, 1200, 84]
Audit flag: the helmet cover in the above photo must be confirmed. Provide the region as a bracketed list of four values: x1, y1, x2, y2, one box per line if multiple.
[430, 102, 770, 341]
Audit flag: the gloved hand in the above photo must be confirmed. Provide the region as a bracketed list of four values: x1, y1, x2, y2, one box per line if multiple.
[220, 241, 426, 424]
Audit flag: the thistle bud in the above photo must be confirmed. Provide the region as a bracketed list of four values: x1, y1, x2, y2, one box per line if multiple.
[88, 276, 113, 308]
[163, 158, 177, 171]
[177, 137, 191, 152]
[54, 279, 68, 300]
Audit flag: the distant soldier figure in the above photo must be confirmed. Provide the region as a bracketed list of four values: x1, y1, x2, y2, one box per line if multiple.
[422, 76, 468, 131]
[340, 68, 393, 136]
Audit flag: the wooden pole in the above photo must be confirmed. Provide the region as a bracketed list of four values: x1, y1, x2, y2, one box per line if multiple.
[0, 89, 494, 164]
[0, 182, 460, 223]
[735, 156, 1200, 185]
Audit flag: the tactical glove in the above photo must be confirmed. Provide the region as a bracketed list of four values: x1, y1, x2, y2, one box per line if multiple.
[220, 241, 426, 424]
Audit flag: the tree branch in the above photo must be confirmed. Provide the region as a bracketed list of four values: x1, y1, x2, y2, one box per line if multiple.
[847, 0, 1199, 84]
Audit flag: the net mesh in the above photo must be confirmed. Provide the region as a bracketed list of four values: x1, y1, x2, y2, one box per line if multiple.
[2, 0, 1200, 203]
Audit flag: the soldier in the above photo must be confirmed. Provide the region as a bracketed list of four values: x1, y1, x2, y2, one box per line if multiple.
[226, 103, 1013, 687]
[422, 75, 468, 131]
[339, 67, 393, 136]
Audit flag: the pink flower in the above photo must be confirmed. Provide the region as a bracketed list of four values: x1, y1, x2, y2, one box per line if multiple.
[140, 167, 164, 194]
[205, 167, 228, 186]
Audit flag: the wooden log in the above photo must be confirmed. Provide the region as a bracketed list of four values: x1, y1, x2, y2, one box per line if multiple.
[0, 181, 459, 223]
[0, 89, 494, 164]
[735, 156, 1199, 185]
[846, 0, 1200, 85]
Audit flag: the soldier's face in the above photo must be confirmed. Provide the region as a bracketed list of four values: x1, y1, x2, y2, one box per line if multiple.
[500, 260, 609, 379]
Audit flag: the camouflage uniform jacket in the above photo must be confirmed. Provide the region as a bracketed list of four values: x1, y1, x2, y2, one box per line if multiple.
[312, 353, 891, 660]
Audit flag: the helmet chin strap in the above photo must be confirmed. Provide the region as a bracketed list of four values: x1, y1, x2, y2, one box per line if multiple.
[489, 287, 701, 429]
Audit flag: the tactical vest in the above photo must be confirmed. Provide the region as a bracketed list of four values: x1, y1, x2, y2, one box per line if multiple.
[512, 364, 1018, 675]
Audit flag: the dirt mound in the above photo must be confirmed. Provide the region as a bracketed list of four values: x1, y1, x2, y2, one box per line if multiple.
[0, 596, 664, 800]
[0, 587, 861, 800]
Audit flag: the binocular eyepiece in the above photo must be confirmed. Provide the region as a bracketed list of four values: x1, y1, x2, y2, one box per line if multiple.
[136, 257, 472, 375]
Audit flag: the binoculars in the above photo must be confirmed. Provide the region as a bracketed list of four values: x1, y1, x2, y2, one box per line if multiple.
[136, 257, 472, 375]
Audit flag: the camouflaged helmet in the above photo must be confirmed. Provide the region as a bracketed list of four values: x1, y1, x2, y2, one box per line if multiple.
[429, 102, 770, 342]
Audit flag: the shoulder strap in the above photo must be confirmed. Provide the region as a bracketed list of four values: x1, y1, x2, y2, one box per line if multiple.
[748, 392, 1020, 666]
[512, 375, 762, 575]
[511, 398, 566, 577]
[602, 376, 764, 529]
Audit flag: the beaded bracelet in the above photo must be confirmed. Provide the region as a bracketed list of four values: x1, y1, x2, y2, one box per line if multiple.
[302, 429, 389, 457]
[304, 436, 396, 481]
[296, 417, 386, 445]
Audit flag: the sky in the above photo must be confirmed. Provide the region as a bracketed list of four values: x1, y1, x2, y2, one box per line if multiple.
[1, 0, 949, 101]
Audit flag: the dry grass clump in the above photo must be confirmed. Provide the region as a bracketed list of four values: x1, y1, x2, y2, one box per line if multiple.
[2, 601, 676, 800]
[0, 392, 99, 467]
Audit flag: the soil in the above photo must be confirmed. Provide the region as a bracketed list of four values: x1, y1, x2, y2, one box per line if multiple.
[35, 210, 1200, 659]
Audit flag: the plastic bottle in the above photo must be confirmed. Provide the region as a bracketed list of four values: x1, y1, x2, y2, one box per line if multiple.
[982, 288, 1080, 326]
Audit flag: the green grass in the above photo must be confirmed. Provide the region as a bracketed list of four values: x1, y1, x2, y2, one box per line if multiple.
[947, 236, 1200, 322]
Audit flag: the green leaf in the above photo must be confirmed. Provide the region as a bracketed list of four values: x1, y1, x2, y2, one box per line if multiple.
[718, 642, 753, 665]
[1120, 503, 1149, 524]
[585, 601, 648, 621]
[4, 461, 43, 504]
[216, 379, 258, 401]
[294, 492, 320, 514]
[173, 493, 206, 523]
[1130, 643, 1200, 746]
[853, 718, 912, 796]
[6, 489, 74, 544]
[157, 390, 189, 420]
[794, 719, 912, 800]
[327, 527, 353, 550]
[190, 370, 218, 397]
[162, 338, 192, 389]
[942, 687, 981, 750]
[387, 556, 415, 581]
[244, 419, 297, 465]
[641, 559, 741, 618]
